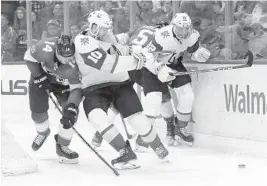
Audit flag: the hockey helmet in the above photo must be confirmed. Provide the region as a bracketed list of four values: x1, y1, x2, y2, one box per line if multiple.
[171, 13, 192, 39]
[87, 10, 113, 38]
[56, 35, 75, 64]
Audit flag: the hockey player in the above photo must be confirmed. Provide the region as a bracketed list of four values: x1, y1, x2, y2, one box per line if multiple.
[72, 10, 170, 169]
[24, 35, 82, 163]
[132, 13, 211, 147]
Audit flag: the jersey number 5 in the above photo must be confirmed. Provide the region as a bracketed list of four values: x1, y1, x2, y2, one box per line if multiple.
[131, 29, 154, 46]
[81, 48, 106, 69]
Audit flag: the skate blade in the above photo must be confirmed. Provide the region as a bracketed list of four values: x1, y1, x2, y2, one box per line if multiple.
[58, 156, 78, 164]
[113, 160, 140, 170]
[174, 136, 194, 147]
[134, 144, 148, 153]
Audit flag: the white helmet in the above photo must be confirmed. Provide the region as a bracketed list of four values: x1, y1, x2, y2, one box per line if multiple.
[171, 13, 191, 28]
[171, 13, 192, 39]
[87, 10, 113, 37]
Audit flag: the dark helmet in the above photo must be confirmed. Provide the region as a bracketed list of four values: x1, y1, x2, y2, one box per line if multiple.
[56, 35, 75, 58]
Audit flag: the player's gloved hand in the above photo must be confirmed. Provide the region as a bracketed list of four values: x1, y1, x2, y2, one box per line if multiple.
[191, 47, 210, 62]
[133, 48, 155, 70]
[33, 73, 51, 91]
[156, 64, 177, 83]
[60, 103, 79, 129]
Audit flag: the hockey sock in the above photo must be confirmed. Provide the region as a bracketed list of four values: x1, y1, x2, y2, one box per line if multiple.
[88, 108, 125, 152]
[100, 124, 126, 152]
[126, 112, 161, 150]
[35, 119, 50, 135]
[57, 124, 74, 146]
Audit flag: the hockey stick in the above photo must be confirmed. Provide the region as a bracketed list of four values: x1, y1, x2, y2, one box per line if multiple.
[170, 50, 254, 76]
[46, 90, 120, 176]
[120, 114, 137, 140]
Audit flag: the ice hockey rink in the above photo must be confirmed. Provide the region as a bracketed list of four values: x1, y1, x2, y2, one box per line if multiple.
[2, 102, 267, 186]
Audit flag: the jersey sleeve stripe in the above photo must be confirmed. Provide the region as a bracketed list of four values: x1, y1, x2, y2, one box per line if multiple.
[110, 54, 119, 73]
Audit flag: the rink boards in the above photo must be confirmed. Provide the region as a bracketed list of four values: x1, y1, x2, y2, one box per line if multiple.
[1, 63, 267, 156]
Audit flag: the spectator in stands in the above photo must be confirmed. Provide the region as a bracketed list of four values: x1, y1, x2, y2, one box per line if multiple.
[103, 1, 116, 20]
[212, 1, 224, 17]
[39, 1, 55, 31]
[162, 0, 173, 23]
[114, 8, 130, 34]
[41, 19, 62, 39]
[152, 9, 166, 25]
[13, 6, 27, 29]
[78, 1, 93, 27]
[13, 6, 28, 60]
[180, 1, 214, 32]
[52, 3, 63, 26]
[138, 0, 154, 25]
[32, 11, 41, 41]
[69, 1, 79, 25]
[1, 13, 17, 62]
[70, 24, 80, 39]
[201, 13, 227, 59]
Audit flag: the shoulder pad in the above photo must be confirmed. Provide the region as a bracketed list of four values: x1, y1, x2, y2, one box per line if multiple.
[75, 34, 100, 54]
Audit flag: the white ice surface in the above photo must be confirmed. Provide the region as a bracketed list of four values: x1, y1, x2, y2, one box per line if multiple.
[2, 109, 267, 186]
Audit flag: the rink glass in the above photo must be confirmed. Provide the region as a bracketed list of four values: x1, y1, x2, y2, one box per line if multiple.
[1, 1, 267, 64]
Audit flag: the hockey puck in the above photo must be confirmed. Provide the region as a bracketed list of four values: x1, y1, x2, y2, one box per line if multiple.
[238, 164, 246, 168]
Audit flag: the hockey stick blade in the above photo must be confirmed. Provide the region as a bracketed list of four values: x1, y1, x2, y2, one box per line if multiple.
[46, 90, 120, 176]
[170, 50, 254, 76]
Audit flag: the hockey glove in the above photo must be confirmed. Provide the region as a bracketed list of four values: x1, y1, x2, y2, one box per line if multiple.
[60, 103, 79, 129]
[191, 47, 210, 62]
[156, 64, 177, 83]
[133, 48, 155, 70]
[33, 73, 51, 91]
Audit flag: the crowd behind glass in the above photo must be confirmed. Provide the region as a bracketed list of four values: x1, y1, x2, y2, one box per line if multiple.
[2, 1, 267, 63]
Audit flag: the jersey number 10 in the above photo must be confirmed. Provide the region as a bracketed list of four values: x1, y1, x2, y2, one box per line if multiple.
[81, 48, 106, 70]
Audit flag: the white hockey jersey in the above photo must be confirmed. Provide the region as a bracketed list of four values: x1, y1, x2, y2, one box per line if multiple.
[148, 25, 200, 65]
[127, 25, 200, 74]
[74, 31, 139, 90]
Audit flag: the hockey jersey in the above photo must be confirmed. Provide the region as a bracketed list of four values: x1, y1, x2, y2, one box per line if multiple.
[74, 30, 139, 90]
[127, 25, 200, 74]
[24, 38, 81, 91]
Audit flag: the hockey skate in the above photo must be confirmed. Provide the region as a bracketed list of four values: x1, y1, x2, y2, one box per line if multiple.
[55, 135, 79, 164]
[154, 142, 169, 163]
[134, 135, 149, 153]
[32, 128, 51, 151]
[174, 126, 194, 146]
[91, 131, 103, 148]
[164, 117, 179, 146]
[111, 140, 140, 170]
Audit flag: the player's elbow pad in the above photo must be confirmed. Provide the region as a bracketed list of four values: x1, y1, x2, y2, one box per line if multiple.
[191, 47, 210, 63]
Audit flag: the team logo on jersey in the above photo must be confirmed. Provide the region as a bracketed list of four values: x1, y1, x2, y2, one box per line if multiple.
[161, 31, 170, 38]
[80, 37, 90, 46]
